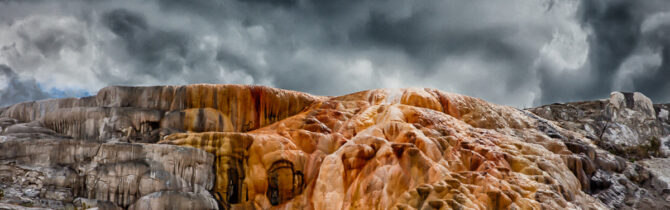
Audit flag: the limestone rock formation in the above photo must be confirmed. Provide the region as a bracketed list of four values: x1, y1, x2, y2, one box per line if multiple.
[528, 92, 670, 209]
[1, 85, 669, 209]
[530, 92, 665, 159]
[0, 126, 215, 209]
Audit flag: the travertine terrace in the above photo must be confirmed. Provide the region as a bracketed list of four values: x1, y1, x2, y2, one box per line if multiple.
[1, 85, 669, 209]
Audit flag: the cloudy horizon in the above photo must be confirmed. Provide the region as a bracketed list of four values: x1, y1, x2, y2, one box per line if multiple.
[1, 0, 669, 108]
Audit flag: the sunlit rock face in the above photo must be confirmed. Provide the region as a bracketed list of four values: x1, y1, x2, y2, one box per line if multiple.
[160, 88, 604, 209]
[1, 85, 669, 209]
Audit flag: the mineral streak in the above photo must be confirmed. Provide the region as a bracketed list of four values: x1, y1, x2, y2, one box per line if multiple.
[1, 85, 669, 210]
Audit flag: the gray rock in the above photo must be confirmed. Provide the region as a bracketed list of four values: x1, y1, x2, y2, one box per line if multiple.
[528, 92, 670, 209]
[1, 96, 97, 123]
[41, 107, 163, 142]
[73, 197, 123, 210]
[529, 92, 665, 159]
[0, 134, 215, 209]
[128, 191, 218, 210]
[639, 158, 670, 193]
[0, 203, 49, 210]
[3, 121, 56, 136]
[43, 188, 73, 203]
[0, 117, 18, 132]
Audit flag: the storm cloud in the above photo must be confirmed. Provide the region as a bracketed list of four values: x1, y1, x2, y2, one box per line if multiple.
[0, 64, 49, 107]
[0, 0, 668, 107]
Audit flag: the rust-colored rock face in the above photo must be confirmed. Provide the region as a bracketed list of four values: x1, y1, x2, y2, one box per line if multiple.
[6, 85, 670, 209]
[160, 88, 603, 209]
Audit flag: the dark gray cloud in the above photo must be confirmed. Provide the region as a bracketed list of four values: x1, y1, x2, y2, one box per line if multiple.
[0, 64, 49, 107]
[536, 0, 670, 105]
[626, 1, 670, 102]
[0, 0, 668, 107]
[100, 9, 190, 80]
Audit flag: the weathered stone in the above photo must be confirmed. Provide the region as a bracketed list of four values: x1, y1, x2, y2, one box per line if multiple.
[2, 85, 321, 143]
[529, 92, 664, 159]
[94, 85, 321, 132]
[0, 117, 18, 132]
[41, 107, 163, 142]
[0, 127, 215, 209]
[128, 191, 218, 210]
[3, 85, 670, 209]
[160, 88, 605, 209]
[73, 197, 123, 210]
[528, 92, 670, 209]
[1, 96, 98, 123]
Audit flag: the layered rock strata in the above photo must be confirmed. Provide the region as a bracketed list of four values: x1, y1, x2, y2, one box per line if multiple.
[0, 127, 216, 209]
[0, 85, 669, 210]
[160, 88, 607, 209]
[1, 85, 320, 142]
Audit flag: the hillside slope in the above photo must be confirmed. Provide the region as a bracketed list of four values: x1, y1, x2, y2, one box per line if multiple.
[1, 85, 668, 209]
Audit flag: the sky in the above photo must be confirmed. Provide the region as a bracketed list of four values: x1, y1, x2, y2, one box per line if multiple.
[1, 0, 669, 108]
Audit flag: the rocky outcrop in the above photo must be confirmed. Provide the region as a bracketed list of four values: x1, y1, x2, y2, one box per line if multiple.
[1, 85, 321, 142]
[529, 92, 666, 159]
[528, 92, 670, 209]
[128, 191, 219, 210]
[655, 103, 670, 155]
[161, 88, 605, 209]
[1, 85, 670, 209]
[0, 121, 215, 209]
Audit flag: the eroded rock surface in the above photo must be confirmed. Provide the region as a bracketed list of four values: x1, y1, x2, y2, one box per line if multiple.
[1, 85, 669, 209]
[162, 88, 605, 209]
[529, 92, 670, 209]
[530, 92, 664, 159]
[0, 121, 215, 209]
